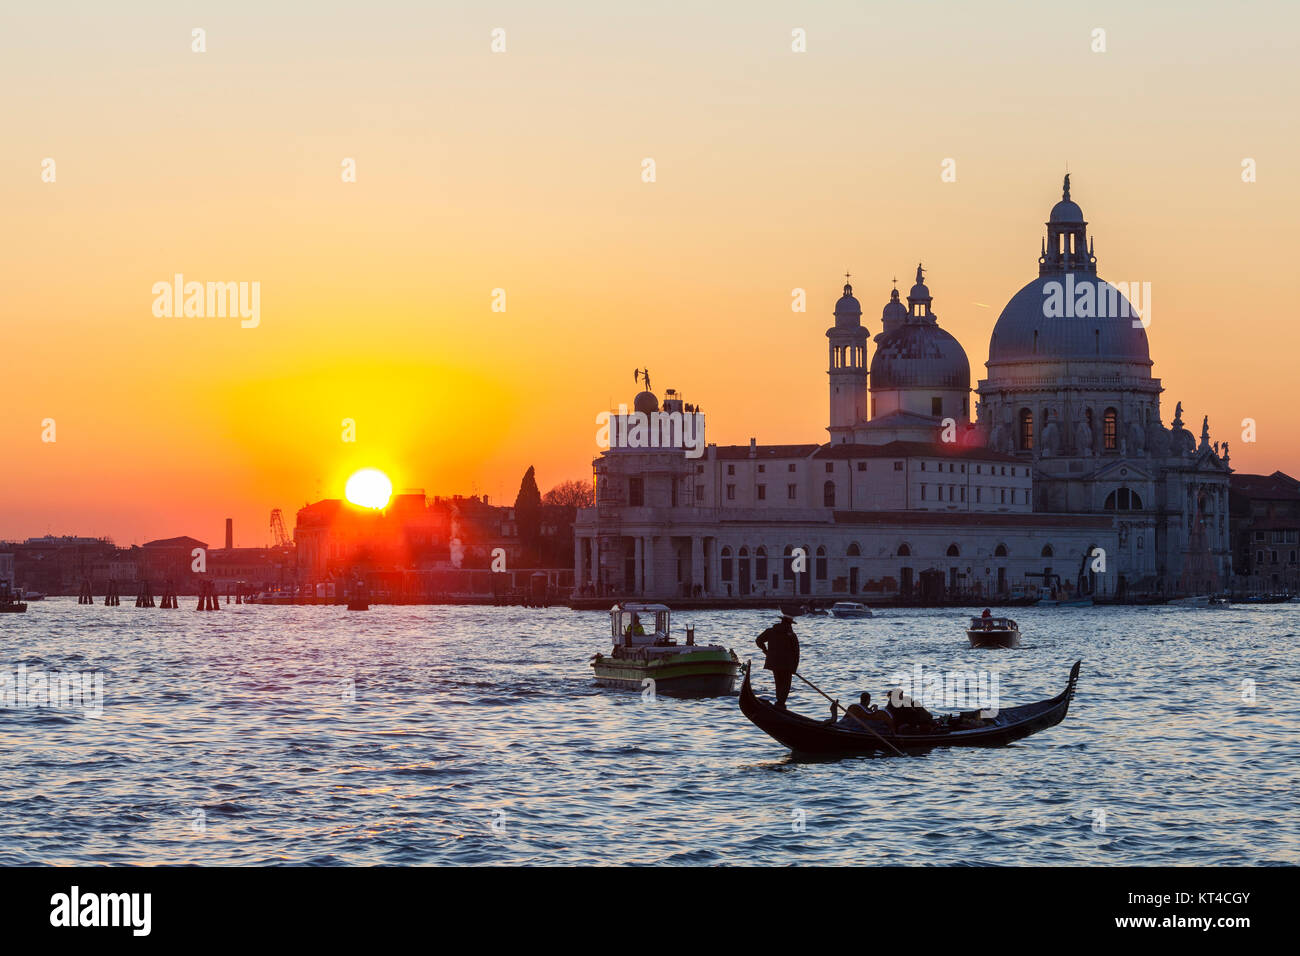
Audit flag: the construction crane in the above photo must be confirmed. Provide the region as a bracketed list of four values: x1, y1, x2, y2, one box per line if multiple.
[270, 509, 292, 548]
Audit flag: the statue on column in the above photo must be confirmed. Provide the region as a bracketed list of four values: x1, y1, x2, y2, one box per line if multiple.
[1075, 419, 1093, 456]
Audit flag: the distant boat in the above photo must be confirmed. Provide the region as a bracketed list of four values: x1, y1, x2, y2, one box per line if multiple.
[967, 615, 1020, 648]
[0, 584, 27, 614]
[1036, 597, 1093, 608]
[830, 601, 873, 619]
[1168, 595, 1229, 608]
[20, 590, 46, 601]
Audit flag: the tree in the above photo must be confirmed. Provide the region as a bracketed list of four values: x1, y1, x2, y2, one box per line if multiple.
[514, 466, 543, 561]
[543, 479, 594, 509]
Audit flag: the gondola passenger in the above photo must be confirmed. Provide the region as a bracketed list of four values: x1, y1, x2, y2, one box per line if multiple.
[842, 692, 894, 734]
[885, 688, 936, 731]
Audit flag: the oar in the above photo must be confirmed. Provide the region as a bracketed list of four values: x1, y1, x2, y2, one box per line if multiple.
[793, 670, 906, 757]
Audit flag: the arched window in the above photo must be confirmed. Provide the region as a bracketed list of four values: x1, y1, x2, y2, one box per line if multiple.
[897, 543, 911, 557]
[755, 547, 768, 579]
[823, 480, 836, 508]
[994, 544, 1008, 557]
[1103, 408, 1118, 451]
[815, 546, 827, 580]
[1019, 408, 1034, 450]
[847, 542, 861, 557]
[1104, 488, 1145, 511]
[721, 547, 733, 581]
[946, 544, 960, 557]
[1041, 544, 1054, 558]
[782, 545, 795, 580]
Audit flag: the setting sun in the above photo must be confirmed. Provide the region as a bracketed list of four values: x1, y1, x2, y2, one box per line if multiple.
[345, 469, 393, 510]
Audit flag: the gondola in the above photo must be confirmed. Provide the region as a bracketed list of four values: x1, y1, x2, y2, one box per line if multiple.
[738, 660, 1080, 757]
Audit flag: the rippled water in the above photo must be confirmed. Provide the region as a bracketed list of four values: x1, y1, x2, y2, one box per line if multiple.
[1, 599, 1297, 865]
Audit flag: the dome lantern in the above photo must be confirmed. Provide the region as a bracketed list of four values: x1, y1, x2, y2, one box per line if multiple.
[906, 263, 935, 321]
[1040, 174, 1096, 277]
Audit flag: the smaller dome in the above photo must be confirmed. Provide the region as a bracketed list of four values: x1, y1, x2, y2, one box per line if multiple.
[881, 289, 907, 322]
[633, 390, 659, 415]
[834, 282, 862, 329]
[1049, 199, 1084, 223]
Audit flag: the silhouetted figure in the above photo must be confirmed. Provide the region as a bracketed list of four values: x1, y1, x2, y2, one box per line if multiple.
[843, 691, 894, 733]
[756, 615, 800, 709]
[886, 688, 935, 732]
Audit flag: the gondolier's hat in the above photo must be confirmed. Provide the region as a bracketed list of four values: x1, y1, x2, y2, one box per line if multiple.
[780, 614, 795, 623]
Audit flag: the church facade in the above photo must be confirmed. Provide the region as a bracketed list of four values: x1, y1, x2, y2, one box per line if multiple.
[574, 178, 1231, 602]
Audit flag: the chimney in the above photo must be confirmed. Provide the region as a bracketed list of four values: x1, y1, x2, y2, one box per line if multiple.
[749, 437, 757, 458]
[224, 518, 233, 550]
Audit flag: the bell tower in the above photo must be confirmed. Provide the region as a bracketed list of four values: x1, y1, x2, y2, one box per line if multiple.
[827, 274, 869, 443]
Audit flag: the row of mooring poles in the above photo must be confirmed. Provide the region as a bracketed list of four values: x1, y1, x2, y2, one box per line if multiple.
[196, 580, 220, 611]
[74, 579, 187, 609]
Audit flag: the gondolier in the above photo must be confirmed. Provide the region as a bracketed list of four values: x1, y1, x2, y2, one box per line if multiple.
[756, 615, 800, 709]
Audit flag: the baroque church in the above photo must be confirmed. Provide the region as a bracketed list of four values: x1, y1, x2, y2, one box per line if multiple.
[574, 178, 1232, 602]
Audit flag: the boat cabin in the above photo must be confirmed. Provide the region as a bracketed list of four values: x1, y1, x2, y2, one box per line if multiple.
[610, 603, 672, 647]
[969, 615, 1018, 631]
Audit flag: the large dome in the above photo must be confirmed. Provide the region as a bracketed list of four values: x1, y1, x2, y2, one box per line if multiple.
[988, 275, 1151, 367]
[870, 322, 970, 390]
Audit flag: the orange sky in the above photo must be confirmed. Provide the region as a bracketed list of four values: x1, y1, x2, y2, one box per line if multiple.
[2, 2, 1298, 544]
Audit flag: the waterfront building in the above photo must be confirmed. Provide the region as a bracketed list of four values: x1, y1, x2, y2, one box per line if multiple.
[575, 178, 1232, 601]
[1229, 472, 1300, 595]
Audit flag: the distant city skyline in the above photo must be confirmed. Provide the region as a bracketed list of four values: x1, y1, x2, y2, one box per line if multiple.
[4, 1, 1298, 543]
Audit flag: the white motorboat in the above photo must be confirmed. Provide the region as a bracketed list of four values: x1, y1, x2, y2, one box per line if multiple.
[830, 601, 873, 619]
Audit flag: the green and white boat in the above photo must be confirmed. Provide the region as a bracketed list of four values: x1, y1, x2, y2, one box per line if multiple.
[591, 604, 741, 697]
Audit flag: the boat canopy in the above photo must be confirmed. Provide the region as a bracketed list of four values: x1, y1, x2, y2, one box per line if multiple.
[610, 604, 670, 646]
[969, 616, 1017, 629]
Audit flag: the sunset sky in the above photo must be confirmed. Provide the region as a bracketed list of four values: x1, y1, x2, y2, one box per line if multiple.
[2, 1, 1297, 545]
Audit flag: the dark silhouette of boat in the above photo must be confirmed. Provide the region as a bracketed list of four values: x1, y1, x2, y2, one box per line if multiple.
[738, 660, 1080, 757]
[0, 582, 27, 614]
[967, 615, 1020, 648]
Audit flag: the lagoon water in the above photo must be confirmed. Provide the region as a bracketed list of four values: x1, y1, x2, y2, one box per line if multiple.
[1, 599, 1297, 865]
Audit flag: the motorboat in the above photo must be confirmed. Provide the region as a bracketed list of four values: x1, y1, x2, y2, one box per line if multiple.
[1036, 597, 1093, 608]
[967, 615, 1020, 648]
[830, 602, 873, 619]
[591, 604, 741, 697]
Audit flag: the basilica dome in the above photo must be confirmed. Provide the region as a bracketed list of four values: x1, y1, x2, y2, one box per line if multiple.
[869, 266, 970, 391]
[987, 176, 1152, 370]
[988, 276, 1152, 366]
[870, 323, 971, 389]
